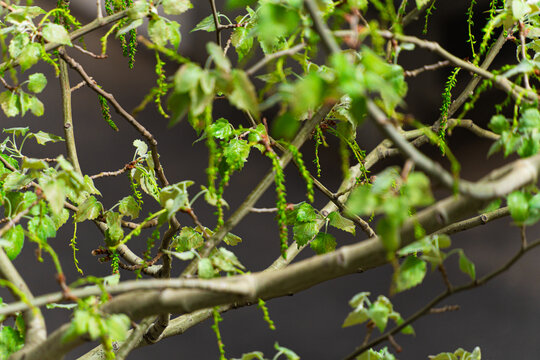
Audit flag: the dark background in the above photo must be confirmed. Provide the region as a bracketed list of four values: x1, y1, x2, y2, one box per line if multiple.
[1, 0, 539, 359]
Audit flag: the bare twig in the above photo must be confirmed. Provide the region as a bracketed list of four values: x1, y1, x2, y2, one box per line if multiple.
[73, 44, 107, 59]
[404, 60, 450, 77]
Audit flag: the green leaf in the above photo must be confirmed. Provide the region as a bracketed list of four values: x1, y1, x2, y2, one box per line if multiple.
[226, 0, 256, 9]
[106, 314, 130, 342]
[191, 14, 218, 33]
[105, 211, 124, 244]
[198, 258, 215, 278]
[133, 139, 148, 157]
[28, 95, 44, 116]
[271, 112, 300, 141]
[402, 172, 433, 207]
[310, 232, 336, 254]
[328, 211, 355, 235]
[209, 118, 233, 140]
[51, 208, 70, 230]
[229, 70, 259, 117]
[0, 325, 24, 358]
[173, 227, 204, 252]
[27, 73, 47, 93]
[346, 186, 378, 215]
[128, 0, 150, 19]
[296, 203, 317, 222]
[75, 196, 103, 222]
[224, 232, 242, 246]
[342, 307, 370, 327]
[231, 26, 253, 61]
[117, 19, 144, 36]
[224, 138, 251, 170]
[0, 91, 19, 117]
[42, 179, 66, 215]
[42, 23, 72, 46]
[9, 33, 29, 59]
[377, 217, 400, 252]
[273, 343, 300, 360]
[458, 251, 476, 280]
[159, 181, 193, 217]
[118, 195, 140, 219]
[31, 131, 64, 145]
[369, 299, 391, 332]
[28, 214, 56, 241]
[293, 221, 318, 246]
[488, 115, 509, 134]
[512, 0, 531, 19]
[415, 0, 430, 9]
[395, 256, 427, 292]
[3, 172, 32, 191]
[163, 0, 192, 14]
[507, 191, 529, 223]
[19, 43, 42, 72]
[207, 42, 231, 72]
[0, 225, 24, 260]
[174, 63, 203, 93]
[519, 108, 540, 131]
[148, 18, 171, 47]
[22, 157, 48, 171]
[231, 351, 265, 360]
[3, 127, 28, 137]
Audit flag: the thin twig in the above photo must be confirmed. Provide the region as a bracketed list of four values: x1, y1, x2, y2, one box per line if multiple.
[208, 0, 221, 47]
[429, 305, 460, 314]
[518, 21, 531, 90]
[404, 60, 450, 77]
[73, 44, 107, 59]
[343, 238, 540, 360]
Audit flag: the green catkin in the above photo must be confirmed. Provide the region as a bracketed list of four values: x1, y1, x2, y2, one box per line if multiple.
[423, 0, 437, 34]
[313, 126, 324, 178]
[70, 221, 83, 275]
[439, 67, 460, 154]
[266, 151, 288, 257]
[98, 94, 118, 131]
[216, 170, 231, 229]
[111, 250, 119, 274]
[257, 298, 276, 330]
[129, 172, 143, 207]
[285, 143, 314, 203]
[104, 0, 114, 15]
[136, 229, 159, 279]
[466, 0, 477, 58]
[212, 307, 227, 360]
[154, 51, 169, 118]
[205, 107, 218, 196]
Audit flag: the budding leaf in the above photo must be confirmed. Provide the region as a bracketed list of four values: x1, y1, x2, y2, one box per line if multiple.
[42, 23, 72, 46]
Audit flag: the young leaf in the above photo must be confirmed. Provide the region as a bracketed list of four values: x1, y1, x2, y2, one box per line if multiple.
[310, 232, 336, 254]
[395, 256, 427, 292]
[42, 179, 66, 215]
[198, 258, 215, 279]
[328, 211, 355, 235]
[118, 195, 140, 219]
[105, 211, 124, 243]
[293, 221, 318, 247]
[0, 225, 24, 260]
[174, 227, 204, 251]
[28, 215, 56, 241]
[27, 73, 47, 93]
[458, 251, 476, 280]
[207, 42, 231, 72]
[31, 131, 64, 145]
[224, 138, 251, 170]
[229, 70, 259, 117]
[0, 90, 19, 117]
[162, 0, 192, 15]
[42, 23, 72, 46]
[191, 14, 218, 33]
[19, 43, 42, 72]
[75, 196, 103, 222]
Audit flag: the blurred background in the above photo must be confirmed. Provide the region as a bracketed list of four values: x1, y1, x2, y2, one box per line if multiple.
[1, 0, 539, 359]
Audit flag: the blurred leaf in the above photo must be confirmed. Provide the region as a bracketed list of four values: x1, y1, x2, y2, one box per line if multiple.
[507, 191, 529, 223]
[458, 251, 476, 280]
[1, 225, 24, 260]
[163, 0, 192, 15]
[42, 23, 72, 45]
[395, 256, 427, 292]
